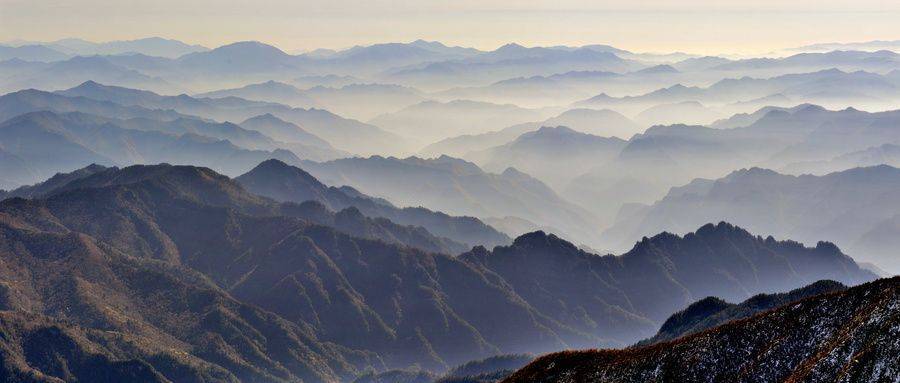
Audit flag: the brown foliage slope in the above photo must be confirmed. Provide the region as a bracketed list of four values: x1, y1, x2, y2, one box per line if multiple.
[503, 277, 900, 383]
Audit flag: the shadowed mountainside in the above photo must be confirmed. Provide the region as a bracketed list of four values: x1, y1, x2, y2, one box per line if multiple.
[236, 159, 510, 249]
[0, 164, 877, 382]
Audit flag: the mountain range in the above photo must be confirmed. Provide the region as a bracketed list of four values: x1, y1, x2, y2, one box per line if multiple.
[602, 165, 900, 273]
[54, 81, 407, 155]
[384, 44, 646, 90]
[712, 50, 900, 75]
[466, 126, 627, 191]
[198, 81, 428, 121]
[3, 37, 209, 58]
[418, 108, 640, 158]
[781, 143, 900, 175]
[574, 68, 900, 121]
[0, 110, 303, 184]
[563, 104, 900, 224]
[2, 34, 900, 382]
[235, 159, 510, 250]
[0, 44, 70, 62]
[298, 155, 601, 247]
[0, 163, 876, 382]
[0, 55, 180, 94]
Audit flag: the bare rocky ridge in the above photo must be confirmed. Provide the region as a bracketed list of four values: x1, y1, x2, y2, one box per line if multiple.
[503, 276, 900, 383]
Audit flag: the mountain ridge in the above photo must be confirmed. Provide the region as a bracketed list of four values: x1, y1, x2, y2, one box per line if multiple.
[503, 276, 899, 383]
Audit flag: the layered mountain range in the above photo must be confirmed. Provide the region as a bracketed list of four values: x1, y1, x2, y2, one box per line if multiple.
[603, 165, 900, 272]
[54, 81, 406, 155]
[235, 159, 510, 250]
[563, 104, 900, 228]
[2, 35, 900, 382]
[0, 162, 877, 382]
[297, 155, 602, 247]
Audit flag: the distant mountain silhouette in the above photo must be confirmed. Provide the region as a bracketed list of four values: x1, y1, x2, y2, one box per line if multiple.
[420, 108, 639, 158]
[671, 55, 732, 71]
[781, 143, 900, 175]
[386, 45, 643, 91]
[239, 113, 335, 149]
[564, 104, 900, 223]
[635, 100, 723, 126]
[291, 74, 362, 88]
[433, 75, 594, 108]
[504, 276, 899, 383]
[0, 44, 69, 62]
[602, 165, 900, 273]
[177, 41, 298, 74]
[196, 80, 319, 107]
[303, 83, 426, 120]
[574, 69, 900, 118]
[299, 155, 601, 247]
[789, 39, 900, 53]
[57, 81, 406, 155]
[0, 56, 179, 94]
[236, 159, 510, 249]
[301, 41, 479, 76]
[0, 111, 301, 183]
[634, 64, 679, 74]
[200, 81, 427, 121]
[0, 87, 188, 122]
[14, 36, 208, 57]
[0, 148, 35, 189]
[468, 126, 627, 191]
[712, 50, 900, 73]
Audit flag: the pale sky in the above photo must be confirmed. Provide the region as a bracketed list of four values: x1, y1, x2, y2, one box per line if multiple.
[2, 0, 900, 55]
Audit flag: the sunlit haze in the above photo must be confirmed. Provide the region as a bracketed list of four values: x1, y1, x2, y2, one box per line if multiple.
[0, 1, 899, 381]
[3, 0, 900, 54]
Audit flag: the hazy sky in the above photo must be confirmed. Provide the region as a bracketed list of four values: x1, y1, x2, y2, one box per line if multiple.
[2, 0, 900, 54]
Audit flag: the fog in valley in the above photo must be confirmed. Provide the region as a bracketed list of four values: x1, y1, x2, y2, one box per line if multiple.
[1, 4, 900, 381]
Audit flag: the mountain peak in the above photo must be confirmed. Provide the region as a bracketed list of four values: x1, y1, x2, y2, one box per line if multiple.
[693, 221, 748, 238]
[74, 79, 102, 88]
[637, 64, 679, 74]
[214, 40, 285, 53]
[792, 103, 828, 115]
[723, 167, 782, 180]
[235, 159, 328, 206]
[512, 230, 549, 245]
[815, 241, 842, 253]
[243, 158, 320, 184]
[497, 43, 527, 51]
[246, 112, 281, 122]
[509, 230, 580, 254]
[255, 157, 293, 169]
[533, 125, 577, 135]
